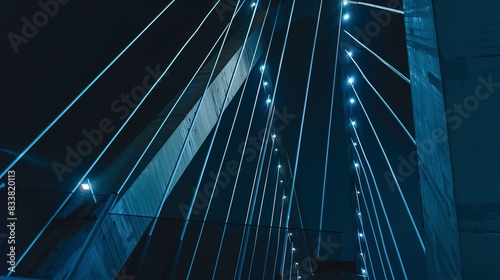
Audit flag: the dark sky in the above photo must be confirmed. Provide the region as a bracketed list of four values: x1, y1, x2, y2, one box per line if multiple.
[0, 0, 426, 278]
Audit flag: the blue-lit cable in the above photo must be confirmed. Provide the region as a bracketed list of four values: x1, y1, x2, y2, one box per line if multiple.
[261, 162, 282, 279]
[186, 2, 278, 278]
[351, 120, 408, 279]
[212, 107, 275, 279]
[272, 187, 287, 278]
[346, 50, 415, 144]
[352, 139, 391, 279]
[234, 103, 276, 279]
[178, 0, 265, 241]
[0, 0, 177, 180]
[354, 175, 376, 280]
[147, 0, 242, 236]
[7, 1, 218, 275]
[319, 0, 338, 258]
[343, 1, 404, 14]
[344, 30, 410, 84]
[247, 143, 276, 278]
[350, 83, 424, 252]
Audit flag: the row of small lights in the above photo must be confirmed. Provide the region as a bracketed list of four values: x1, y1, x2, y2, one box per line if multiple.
[346, 34, 367, 275]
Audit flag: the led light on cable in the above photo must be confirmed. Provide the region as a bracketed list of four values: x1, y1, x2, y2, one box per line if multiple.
[343, 14, 350, 20]
[348, 77, 354, 84]
[354, 163, 359, 168]
[260, 65, 265, 72]
[266, 97, 272, 104]
[359, 233, 364, 238]
[81, 183, 90, 190]
[278, 164, 282, 168]
[361, 268, 366, 274]
[350, 98, 355, 104]
[250, 2, 256, 8]
[351, 121, 356, 126]
[342, 0, 349, 5]
[275, 148, 278, 152]
[263, 81, 268, 86]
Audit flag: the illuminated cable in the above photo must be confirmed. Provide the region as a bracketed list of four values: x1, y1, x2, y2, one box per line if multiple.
[212, 107, 275, 279]
[344, 30, 410, 84]
[0, 0, 177, 180]
[351, 120, 408, 279]
[350, 83, 425, 252]
[148, 0, 245, 237]
[186, 2, 279, 278]
[345, 50, 415, 144]
[8, 1, 221, 274]
[354, 170, 383, 279]
[247, 143, 277, 278]
[261, 165, 283, 278]
[351, 139, 391, 279]
[343, 0, 404, 14]
[354, 183, 372, 279]
[319, 0, 342, 257]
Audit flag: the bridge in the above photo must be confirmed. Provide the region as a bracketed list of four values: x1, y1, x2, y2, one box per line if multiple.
[1, 0, 499, 279]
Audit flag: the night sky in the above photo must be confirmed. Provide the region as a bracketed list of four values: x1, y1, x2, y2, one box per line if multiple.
[1, 0, 426, 278]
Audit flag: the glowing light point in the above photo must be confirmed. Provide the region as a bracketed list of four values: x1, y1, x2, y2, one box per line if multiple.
[260, 65, 265, 72]
[356, 191, 361, 194]
[280, 180, 283, 183]
[250, 2, 256, 8]
[347, 51, 353, 56]
[342, 0, 349, 5]
[272, 134, 276, 140]
[361, 268, 366, 274]
[354, 163, 359, 168]
[275, 148, 278, 152]
[283, 195, 287, 199]
[348, 77, 354, 84]
[351, 121, 356, 126]
[292, 247, 296, 251]
[350, 98, 355, 104]
[278, 164, 282, 168]
[353, 142, 357, 146]
[263, 81, 268, 86]
[359, 233, 364, 238]
[343, 14, 350, 20]
[81, 183, 90, 190]
[266, 98, 272, 104]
